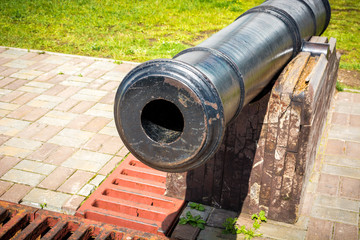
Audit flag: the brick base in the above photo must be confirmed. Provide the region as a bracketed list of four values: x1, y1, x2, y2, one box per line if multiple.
[166, 37, 340, 223]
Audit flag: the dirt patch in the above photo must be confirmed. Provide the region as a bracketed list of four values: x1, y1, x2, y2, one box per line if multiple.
[337, 69, 360, 88]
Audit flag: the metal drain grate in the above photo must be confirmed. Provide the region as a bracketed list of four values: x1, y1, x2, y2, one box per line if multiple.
[0, 200, 167, 239]
[76, 154, 185, 236]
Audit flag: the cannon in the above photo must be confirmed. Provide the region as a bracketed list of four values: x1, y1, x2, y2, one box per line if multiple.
[114, 0, 331, 172]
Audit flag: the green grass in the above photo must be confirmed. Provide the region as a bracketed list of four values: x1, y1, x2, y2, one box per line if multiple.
[323, 0, 360, 71]
[0, 0, 261, 62]
[0, 0, 359, 71]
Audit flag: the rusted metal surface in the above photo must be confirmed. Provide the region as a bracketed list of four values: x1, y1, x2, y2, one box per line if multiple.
[76, 154, 185, 236]
[0, 200, 168, 240]
[114, 0, 331, 172]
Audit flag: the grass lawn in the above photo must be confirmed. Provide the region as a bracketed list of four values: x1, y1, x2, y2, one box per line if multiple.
[0, 0, 359, 72]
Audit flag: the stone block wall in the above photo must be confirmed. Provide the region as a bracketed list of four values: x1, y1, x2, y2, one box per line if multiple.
[166, 37, 340, 223]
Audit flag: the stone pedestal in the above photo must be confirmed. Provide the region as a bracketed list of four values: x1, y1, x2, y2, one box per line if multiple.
[166, 37, 340, 223]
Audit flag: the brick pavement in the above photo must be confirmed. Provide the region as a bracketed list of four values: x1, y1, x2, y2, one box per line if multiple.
[0, 46, 135, 214]
[0, 47, 359, 239]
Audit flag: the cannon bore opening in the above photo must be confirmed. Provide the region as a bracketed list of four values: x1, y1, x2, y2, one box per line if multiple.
[141, 99, 184, 144]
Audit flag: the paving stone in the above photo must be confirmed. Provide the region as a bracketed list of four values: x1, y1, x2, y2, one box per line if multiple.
[66, 115, 94, 130]
[27, 143, 58, 161]
[306, 217, 333, 240]
[0, 89, 12, 97]
[317, 173, 339, 195]
[18, 85, 47, 94]
[324, 155, 360, 169]
[44, 146, 76, 165]
[345, 141, 360, 158]
[99, 92, 115, 104]
[65, 75, 94, 84]
[0, 77, 16, 88]
[4, 137, 42, 150]
[10, 69, 44, 80]
[71, 89, 107, 102]
[60, 79, 88, 87]
[82, 116, 111, 132]
[0, 102, 20, 111]
[0, 134, 10, 145]
[15, 122, 46, 139]
[100, 81, 119, 91]
[336, 92, 353, 102]
[311, 205, 358, 225]
[38, 110, 78, 127]
[99, 125, 119, 137]
[3, 59, 35, 69]
[325, 139, 345, 155]
[0, 180, 13, 196]
[32, 125, 62, 142]
[7, 105, 37, 119]
[4, 79, 28, 90]
[0, 67, 19, 77]
[58, 170, 94, 194]
[27, 94, 63, 109]
[22, 188, 72, 212]
[69, 101, 94, 114]
[171, 223, 200, 240]
[116, 147, 129, 158]
[90, 174, 106, 186]
[258, 221, 307, 240]
[62, 195, 85, 215]
[0, 76, 16, 87]
[43, 84, 67, 96]
[0, 145, 32, 158]
[329, 124, 360, 142]
[22, 107, 49, 122]
[0, 117, 30, 136]
[99, 136, 123, 154]
[101, 70, 126, 81]
[0, 184, 32, 203]
[85, 103, 113, 119]
[61, 150, 112, 172]
[180, 203, 213, 223]
[83, 134, 111, 151]
[49, 74, 71, 84]
[0, 49, 27, 58]
[56, 85, 81, 98]
[48, 128, 94, 148]
[333, 222, 358, 240]
[38, 166, 75, 190]
[339, 177, 360, 200]
[206, 208, 238, 228]
[12, 92, 37, 105]
[197, 227, 235, 240]
[31, 62, 58, 72]
[349, 114, 360, 127]
[98, 156, 124, 175]
[0, 156, 21, 177]
[42, 55, 71, 65]
[14, 160, 56, 175]
[314, 194, 359, 212]
[1, 169, 45, 186]
[87, 61, 116, 71]
[0, 90, 23, 103]
[77, 184, 95, 196]
[54, 98, 79, 112]
[322, 164, 360, 179]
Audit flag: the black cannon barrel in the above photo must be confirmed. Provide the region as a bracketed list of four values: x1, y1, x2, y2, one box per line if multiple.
[114, 0, 331, 172]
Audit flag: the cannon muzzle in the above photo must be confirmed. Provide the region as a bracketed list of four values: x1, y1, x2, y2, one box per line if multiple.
[114, 0, 331, 172]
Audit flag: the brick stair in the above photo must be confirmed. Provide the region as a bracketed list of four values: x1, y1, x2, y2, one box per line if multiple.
[76, 154, 185, 236]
